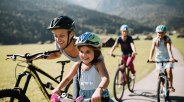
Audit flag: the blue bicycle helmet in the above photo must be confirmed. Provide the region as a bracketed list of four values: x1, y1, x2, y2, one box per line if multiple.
[48, 16, 75, 31]
[156, 25, 167, 32]
[76, 32, 102, 48]
[120, 25, 128, 31]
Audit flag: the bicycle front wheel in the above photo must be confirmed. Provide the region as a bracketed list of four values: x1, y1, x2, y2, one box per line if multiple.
[157, 78, 167, 102]
[0, 88, 30, 102]
[113, 68, 125, 101]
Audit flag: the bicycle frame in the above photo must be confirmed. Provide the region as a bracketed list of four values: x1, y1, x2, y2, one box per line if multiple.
[14, 62, 60, 101]
[4, 50, 72, 102]
[113, 54, 135, 101]
[147, 60, 177, 102]
[113, 54, 134, 85]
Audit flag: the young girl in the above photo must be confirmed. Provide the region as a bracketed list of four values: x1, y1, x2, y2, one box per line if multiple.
[149, 25, 176, 92]
[52, 32, 111, 102]
[109, 25, 137, 80]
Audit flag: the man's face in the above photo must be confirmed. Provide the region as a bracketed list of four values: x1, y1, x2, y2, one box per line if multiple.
[52, 29, 70, 49]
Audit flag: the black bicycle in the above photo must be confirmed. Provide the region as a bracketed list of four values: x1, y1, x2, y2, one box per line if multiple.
[0, 50, 73, 102]
[112, 54, 135, 101]
[147, 60, 177, 102]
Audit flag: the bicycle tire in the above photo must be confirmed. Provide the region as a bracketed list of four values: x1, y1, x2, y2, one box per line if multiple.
[113, 68, 125, 101]
[126, 67, 135, 92]
[0, 88, 30, 102]
[157, 78, 167, 102]
[165, 78, 170, 101]
[157, 79, 161, 102]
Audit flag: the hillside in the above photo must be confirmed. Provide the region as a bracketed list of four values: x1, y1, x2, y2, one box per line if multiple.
[67, 0, 184, 30]
[0, 0, 151, 44]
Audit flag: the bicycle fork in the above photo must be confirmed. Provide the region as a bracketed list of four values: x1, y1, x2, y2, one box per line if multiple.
[160, 76, 169, 98]
[10, 72, 31, 101]
[14, 71, 32, 94]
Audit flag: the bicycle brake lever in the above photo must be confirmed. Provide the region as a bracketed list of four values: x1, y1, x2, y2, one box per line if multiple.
[6, 54, 16, 60]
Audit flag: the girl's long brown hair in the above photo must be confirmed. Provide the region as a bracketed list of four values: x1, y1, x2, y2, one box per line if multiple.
[156, 35, 171, 47]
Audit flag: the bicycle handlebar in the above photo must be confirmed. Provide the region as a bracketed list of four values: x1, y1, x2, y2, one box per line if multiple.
[147, 59, 178, 63]
[111, 54, 122, 57]
[111, 53, 137, 58]
[6, 50, 60, 61]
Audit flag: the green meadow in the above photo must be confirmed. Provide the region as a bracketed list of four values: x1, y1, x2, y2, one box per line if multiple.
[0, 34, 183, 102]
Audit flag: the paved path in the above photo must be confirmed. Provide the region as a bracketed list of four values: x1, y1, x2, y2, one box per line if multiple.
[113, 47, 184, 102]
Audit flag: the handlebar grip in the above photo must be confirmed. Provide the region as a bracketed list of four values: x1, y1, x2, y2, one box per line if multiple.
[147, 60, 152, 63]
[46, 50, 60, 54]
[111, 54, 115, 57]
[83, 98, 91, 102]
[7, 54, 13, 56]
[174, 59, 178, 62]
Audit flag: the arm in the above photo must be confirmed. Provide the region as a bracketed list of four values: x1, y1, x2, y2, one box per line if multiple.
[109, 40, 118, 55]
[149, 40, 156, 61]
[91, 61, 110, 102]
[46, 52, 61, 59]
[166, 42, 175, 62]
[52, 62, 79, 94]
[96, 61, 110, 89]
[130, 42, 137, 57]
[46, 41, 61, 59]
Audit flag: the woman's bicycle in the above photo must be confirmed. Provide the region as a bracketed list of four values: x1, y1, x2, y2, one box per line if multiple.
[112, 54, 135, 101]
[147, 60, 177, 102]
[0, 50, 73, 102]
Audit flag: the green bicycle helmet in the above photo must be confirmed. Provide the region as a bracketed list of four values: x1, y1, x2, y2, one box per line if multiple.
[156, 25, 167, 32]
[76, 32, 102, 48]
[47, 16, 75, 31]
[120, 24, 128, 31]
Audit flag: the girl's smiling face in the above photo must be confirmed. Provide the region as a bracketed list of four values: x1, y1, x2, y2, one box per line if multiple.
[79, 45, 94, 65]
[157, 32, 166, 39]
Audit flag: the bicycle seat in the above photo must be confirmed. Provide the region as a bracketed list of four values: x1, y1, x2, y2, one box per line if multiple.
[56, 60, 70, 65]
[159, 72, 166, 76]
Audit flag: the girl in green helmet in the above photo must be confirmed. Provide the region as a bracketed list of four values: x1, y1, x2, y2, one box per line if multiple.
[149, 25, 176, 92]
[52, 32, 113, 102]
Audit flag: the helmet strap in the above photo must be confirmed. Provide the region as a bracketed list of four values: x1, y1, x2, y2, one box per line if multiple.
[62, 31, 73, 50]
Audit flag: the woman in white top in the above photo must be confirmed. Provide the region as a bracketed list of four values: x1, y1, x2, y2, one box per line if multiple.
[149, 25, 176, 92]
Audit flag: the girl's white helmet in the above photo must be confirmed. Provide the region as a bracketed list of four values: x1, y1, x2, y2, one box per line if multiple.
[120, 25, 128, 31]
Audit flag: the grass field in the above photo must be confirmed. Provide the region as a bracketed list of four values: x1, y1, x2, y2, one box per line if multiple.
[0, 34, 183, 102]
